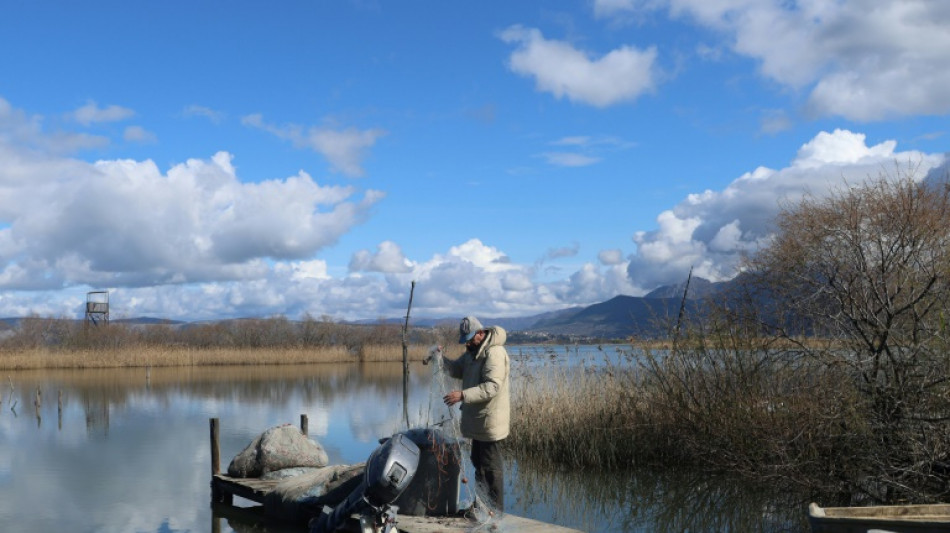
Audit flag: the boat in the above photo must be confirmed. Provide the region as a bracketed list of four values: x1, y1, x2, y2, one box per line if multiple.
[808, 501, 950, 532]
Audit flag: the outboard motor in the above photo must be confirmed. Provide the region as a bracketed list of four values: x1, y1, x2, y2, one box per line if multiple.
[311, 433, 420, 533]
[393, 427, 461, 516]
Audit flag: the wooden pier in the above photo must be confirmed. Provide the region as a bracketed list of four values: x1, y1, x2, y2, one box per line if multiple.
[209, 417, 584, 533]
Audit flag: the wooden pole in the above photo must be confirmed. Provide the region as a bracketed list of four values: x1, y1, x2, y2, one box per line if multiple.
[210, 418, 221, 475]
[209, 417, 232, 504]
[300, 413, 309, 436]
[402, 281, 416, 429]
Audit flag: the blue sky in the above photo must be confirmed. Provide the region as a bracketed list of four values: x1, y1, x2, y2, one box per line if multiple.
[0, 0, 947, 321]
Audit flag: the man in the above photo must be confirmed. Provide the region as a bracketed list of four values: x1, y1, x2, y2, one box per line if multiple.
[441, 315, 510, 514]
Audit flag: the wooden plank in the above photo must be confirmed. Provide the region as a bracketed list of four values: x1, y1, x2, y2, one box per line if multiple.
[212, 474, 583, 532]
[213, 474, 281, 503]
[393, 514, 584, 533]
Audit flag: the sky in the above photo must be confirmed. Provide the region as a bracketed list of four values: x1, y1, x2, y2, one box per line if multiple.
[0, 0, 948, 322]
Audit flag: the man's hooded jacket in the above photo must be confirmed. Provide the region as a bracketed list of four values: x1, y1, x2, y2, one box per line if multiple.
[444, 326, 510, 442]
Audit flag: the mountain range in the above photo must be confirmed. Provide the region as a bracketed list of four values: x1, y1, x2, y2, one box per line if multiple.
[0, 278, 730, 342]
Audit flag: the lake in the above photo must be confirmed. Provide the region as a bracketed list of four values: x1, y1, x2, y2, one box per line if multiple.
[0, 346, 808, 532]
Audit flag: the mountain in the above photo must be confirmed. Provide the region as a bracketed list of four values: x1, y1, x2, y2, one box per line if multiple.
[0, 278, 738, 342]
[520, 276, 733, 339]
[644, 276, 717, 299]
[525, 295, 691, 339]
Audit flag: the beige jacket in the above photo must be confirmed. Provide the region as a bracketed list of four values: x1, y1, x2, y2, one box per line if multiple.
[444, 326, 510, 442]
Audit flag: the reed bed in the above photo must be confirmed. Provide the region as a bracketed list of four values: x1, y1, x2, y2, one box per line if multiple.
[0, 345, 367, 370]
[357, 344, 430, 362]
[508, 357, 649, 470]
[506, 337, 877, 495]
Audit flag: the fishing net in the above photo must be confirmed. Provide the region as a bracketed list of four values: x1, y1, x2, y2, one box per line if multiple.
[422, 345, 503, 530]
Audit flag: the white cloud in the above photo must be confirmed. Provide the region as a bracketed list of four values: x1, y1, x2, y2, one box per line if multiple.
[0, 97, 108, 153]
[541, 135, 635, 167]
[243, 114, 386, 177]
[349, 241, 414, 273]
[69, 100, 134, 125]
[545, 243, 580, 260]
[541, 152, 601, 167]
[123, 125, 156, 143]
[0, 104, 384, 292]
[0, 230, 634, 321]
[598, 249, 625, 265]
[499, 25, 658, 108]
[182, 105, 225, 124]
[601, 0, 950, 121]
[626, 128, 947, 289]
[593, 0, 640, 18]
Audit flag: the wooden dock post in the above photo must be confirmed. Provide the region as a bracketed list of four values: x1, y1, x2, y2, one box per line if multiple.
[300, 414, 308, 436]
[210, 418, 232, 504]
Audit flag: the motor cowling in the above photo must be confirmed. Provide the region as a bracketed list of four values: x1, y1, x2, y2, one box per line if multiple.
[310, 433, 420, 533]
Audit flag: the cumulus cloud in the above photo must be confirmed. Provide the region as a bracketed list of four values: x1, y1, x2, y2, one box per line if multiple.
[243, 114, 386, 177]
[596, 0, 950, 121]
[123, 125, 156, 143]
[498, 25, 658, 107]
[349, 241, 413, 273]
[598, 249, 625, 265]
[0, 97, 108, 153]
[626, 128, 947, 289]
[0, 100, 642, 322]
[69, 101, 135, 125]
[0, 101, 384, 292]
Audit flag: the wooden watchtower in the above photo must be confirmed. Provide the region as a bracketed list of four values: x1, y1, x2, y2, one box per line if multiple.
[85, 291, 109, 326]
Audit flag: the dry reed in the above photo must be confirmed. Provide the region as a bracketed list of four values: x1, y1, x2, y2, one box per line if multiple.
[357, 344, 430, 362]
[0, 345, 373, 370]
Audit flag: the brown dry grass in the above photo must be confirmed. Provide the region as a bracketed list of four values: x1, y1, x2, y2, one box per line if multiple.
[0, 345, 430, 370]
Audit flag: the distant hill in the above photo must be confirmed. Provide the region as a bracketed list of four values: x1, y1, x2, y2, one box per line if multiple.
[525, 295, 696, 339]
[114, 317, 187, 325]
[644, 276, 717, 299]
[0, 277, 740, 342]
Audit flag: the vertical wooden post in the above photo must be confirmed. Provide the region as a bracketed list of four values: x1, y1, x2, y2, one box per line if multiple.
[300, 414, 309, 436]
[34, 387, 42, 428]
[210, 418, 221, 476]
[402, 281, 416, 429]
[210, 417, 232, 504]
[57, 390, 63, 430]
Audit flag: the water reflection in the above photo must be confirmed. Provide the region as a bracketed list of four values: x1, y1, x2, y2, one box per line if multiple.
[512, 459, 809, 532]
[0, 357, 813, 533]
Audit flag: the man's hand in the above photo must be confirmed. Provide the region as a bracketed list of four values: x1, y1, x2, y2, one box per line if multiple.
[443, 390, 463, 406]
[423, 344, 444, 365]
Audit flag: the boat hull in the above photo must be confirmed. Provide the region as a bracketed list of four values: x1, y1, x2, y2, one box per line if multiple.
[809, 502, 950, 533]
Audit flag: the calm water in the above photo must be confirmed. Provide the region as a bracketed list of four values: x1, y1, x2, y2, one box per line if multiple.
[0, 346, 808, 532]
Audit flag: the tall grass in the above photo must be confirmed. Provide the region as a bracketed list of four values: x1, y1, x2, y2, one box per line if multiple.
[509, 349, 649, 469]
[0, 346, 361, 369]
[507, 315, 904, 499]
[0, 315, 453, 370]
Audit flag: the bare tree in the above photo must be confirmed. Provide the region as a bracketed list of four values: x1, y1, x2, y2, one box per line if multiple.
[750, 165, 950, 501]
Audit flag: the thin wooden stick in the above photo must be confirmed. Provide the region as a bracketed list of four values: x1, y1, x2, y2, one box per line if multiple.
[402, 281, 416, 428]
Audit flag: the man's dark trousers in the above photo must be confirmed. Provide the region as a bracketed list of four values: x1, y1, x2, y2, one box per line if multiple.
[471, 438, 505, 512]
